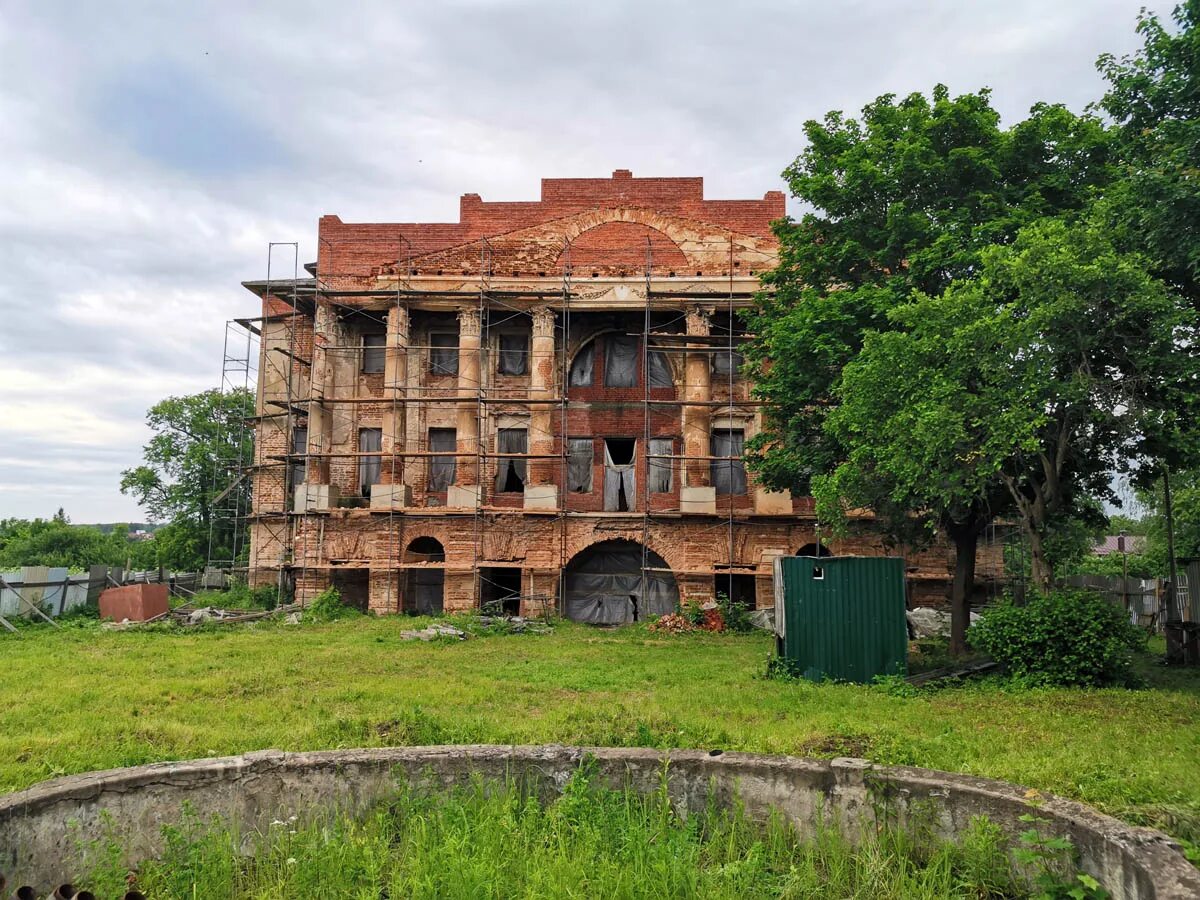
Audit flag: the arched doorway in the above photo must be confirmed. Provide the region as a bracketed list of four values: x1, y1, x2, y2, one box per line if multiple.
[563, 539, 678, 624]
[797, 542, 832, 558]
[404, 537, 445, 615]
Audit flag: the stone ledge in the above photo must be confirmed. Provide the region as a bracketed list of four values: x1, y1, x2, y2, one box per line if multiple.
[1, 746, 1194, 899]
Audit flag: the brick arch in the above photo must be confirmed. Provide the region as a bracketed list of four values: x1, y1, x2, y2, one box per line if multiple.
[555, 221, 688, 273]
[562, 530, 685, 575]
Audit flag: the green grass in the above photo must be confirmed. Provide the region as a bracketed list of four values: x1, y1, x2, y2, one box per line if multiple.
[3, 616, 1199, 856]
[82, 768, 1051, 899]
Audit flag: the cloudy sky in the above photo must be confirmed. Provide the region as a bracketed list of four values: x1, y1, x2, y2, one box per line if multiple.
[0, 0, 1167, 523]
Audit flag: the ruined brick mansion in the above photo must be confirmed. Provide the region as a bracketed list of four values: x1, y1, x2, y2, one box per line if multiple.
[238, 170, 997, 619]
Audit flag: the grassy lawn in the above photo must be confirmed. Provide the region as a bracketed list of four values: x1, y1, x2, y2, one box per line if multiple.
[3, 617, 1199, 855]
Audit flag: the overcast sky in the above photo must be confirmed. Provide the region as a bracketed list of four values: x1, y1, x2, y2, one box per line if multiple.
[0, 0, 1167, 523]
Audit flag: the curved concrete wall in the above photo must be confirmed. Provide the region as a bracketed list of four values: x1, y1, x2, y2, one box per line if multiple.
[1, 746, 1196, 899]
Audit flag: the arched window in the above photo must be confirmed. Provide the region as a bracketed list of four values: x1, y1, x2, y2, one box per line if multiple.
[568, 335, 672, 389]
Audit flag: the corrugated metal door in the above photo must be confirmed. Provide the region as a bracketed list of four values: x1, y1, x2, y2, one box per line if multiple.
[777, 556, 907, 683]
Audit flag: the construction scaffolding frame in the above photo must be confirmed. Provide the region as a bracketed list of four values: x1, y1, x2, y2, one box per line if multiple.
[216, 227, 786, 617]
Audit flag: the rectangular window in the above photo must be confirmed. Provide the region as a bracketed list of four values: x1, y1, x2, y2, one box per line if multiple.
[429, 333, 458, 375]
[604, 335, 638, 388]
[362, 333, 386, 374]
[287, 425, 308, 504]
[428, 428, 457, 491]
[711, 429, 747, 496]
[358, 428, 382, 496]
[498, 332, 529, 375]
[648, 437, 673, 493]
[567, 438, 593, 493]
[712, 348, 744, 379]
[603, 438, 636, 511]
[494, 428, 528, 492]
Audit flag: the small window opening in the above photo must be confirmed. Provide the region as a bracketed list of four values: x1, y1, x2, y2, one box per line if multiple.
[362, 333, 386, 374]
[812, 566, 824, 580]
[604, 438, 636, 512]
[429, 333, 458, 375]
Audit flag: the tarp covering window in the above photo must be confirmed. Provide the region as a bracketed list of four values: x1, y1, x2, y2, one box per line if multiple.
[712, 349, 744, 379]
[648, 350, 673, 388]
[495, 428, 528, 492]
[428, 428, 456, 491]
[358, 428, 382, 496]
[569, 342, 594, 386]
[564, 540, 678, 624]
[604, 335, 638, 387]
[430, 333, 458, 375]
[603, 439, 636, 511]
[406, 569, 444, 615]
[567, 438, 593, 492]
[711, 429, 747, 495]
[498, 332, 528, 375]
[362, 333, 386, 373]
[648, 438, 673, 493]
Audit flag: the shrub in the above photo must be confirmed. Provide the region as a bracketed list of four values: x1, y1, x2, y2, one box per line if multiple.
[305, 586, 358, 623]
[968, 589, 1144, 687]
[716, 592, 754, 633]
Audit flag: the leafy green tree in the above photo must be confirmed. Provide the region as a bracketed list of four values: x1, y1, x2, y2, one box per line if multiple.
[120, 388, 254, 568]
[820, 220, 1197, 614]
[0, 517, 133, 570]
[1099, 1, 1200, 304]
[745, 88, 1114, 651]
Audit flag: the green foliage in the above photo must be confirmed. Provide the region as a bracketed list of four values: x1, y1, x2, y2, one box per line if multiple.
[0, 516, 143, 571]
[681, 597, 706, 627]
[304, 586, 357, 623]
[969, 590, 1145, 687]
[746, 88, 1113, 498]
[82, 771, 1076, 899]
[816, 217, 1199, 588]
[1, 622, 1198, 850]
[120, 388, 255, 566]
[1015, 814, 1110, 899]
[1098, 1, 1200, 305]
[716, 592, 754, 633]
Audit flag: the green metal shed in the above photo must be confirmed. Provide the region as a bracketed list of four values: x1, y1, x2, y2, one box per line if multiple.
[773, 555, 908, 683]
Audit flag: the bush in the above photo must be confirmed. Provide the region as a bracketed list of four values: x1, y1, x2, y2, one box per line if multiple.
[716, 592, 754, 634]
[968, 589, 1144, 687]
[305, 586, 358, 623]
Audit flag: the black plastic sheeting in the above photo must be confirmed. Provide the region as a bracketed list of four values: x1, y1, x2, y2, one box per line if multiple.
[564, 540, 678, 624]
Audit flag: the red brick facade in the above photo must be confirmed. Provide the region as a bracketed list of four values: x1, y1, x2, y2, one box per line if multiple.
[245, 171, 998, 617]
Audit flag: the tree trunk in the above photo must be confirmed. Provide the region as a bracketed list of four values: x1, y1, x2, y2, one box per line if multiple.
[947, 524, 979, 657]
[1027, 526, 1053, 593]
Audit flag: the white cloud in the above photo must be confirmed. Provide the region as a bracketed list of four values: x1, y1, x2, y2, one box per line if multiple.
[0, 0, 1170, 521]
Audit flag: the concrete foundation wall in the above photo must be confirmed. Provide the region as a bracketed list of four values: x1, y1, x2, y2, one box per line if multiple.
[1, 747, 1194, 899]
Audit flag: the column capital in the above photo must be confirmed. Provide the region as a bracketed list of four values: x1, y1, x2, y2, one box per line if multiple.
[530, 306, 556, 337]
[457, 306, 482, 337]
[686, 305, 714, 335]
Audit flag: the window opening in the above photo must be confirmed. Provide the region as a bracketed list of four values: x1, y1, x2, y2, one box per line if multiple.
[568, 342, 594, 387]
[429, 332, 458, 375]
[648, 437, 673, 492]
[428, 428, 457, 490]
[711, 428, 747, 496]
[495, 428, 528, 492]
[358, 428, 382, 497]
[567, 438, 593, 492]
[362, 333, 386, 374]
[604, 438, 636, 511]
[498, 332, 528, 375]
[604, 335, 638, 387]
